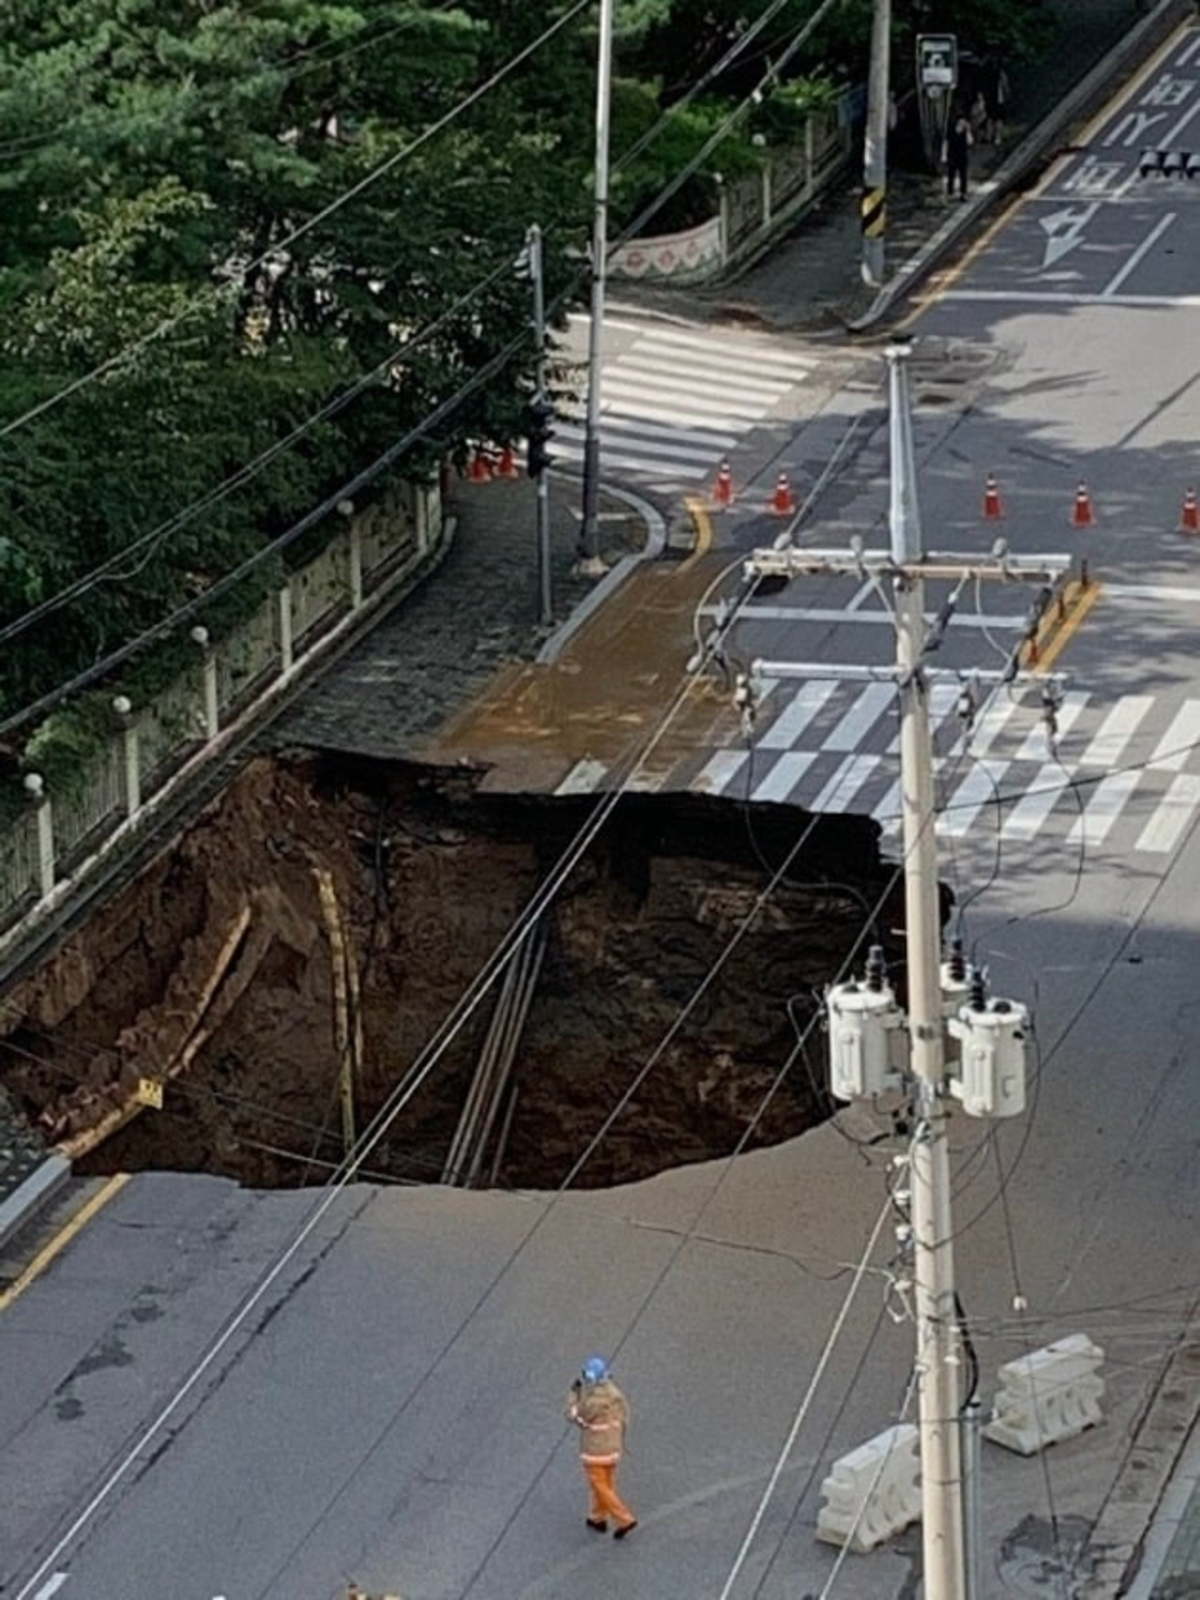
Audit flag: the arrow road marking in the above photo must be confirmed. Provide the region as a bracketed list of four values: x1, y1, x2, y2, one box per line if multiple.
[1038, 202, 1100, 270]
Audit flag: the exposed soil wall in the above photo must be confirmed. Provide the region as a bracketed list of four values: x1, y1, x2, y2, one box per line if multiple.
[0, 755, 912, 1190]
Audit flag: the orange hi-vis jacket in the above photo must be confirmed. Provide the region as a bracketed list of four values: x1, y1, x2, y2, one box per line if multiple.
[565, 1379, 630, 1465]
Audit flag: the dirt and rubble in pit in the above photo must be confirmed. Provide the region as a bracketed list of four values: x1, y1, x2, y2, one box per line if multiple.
[0, 754, 923, 1191]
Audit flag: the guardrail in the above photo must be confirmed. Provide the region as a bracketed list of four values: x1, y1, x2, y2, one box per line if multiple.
[0, 478, 443, 955]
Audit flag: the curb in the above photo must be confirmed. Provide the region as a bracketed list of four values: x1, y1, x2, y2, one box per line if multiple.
[850, 0, 1194, 332]
[0, 1154, 70, 1255]
[536, 480, 668, 665]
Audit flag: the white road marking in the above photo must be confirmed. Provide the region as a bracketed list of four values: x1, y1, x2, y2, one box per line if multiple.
[1150, 701, 1200, 770]
[752, 751, 817, 804]
[32, 1579, 69, 1600]
[697, 749, 749, 795]
[1162, 96, 1200, 149]
[1001, 764, 1074, 841]
[1079, 696, 1153, 766]
[1103, 212, 1177, 297]
[619, 324, 815, 375]
[1106, 582, 1200, 604]
[938, 761, 1010, 838]
[1068, 769, 1142, 846]
[873, 777, 901, 829]
[824, 683, 895, 752]
[551, 441, 707, 479]
[888, 680, 961, 753]
[618, 353, 791, 396]
[958, 693, 1022, 759]
[759, 680, 838, 750]
[811, 754, 882, 812]
[1038, 202, 1099, 271]
[1137, 772, 1200, 852]
[556, 424, 721, 464]
[1014, 691, 1090, 762]
[578, 412, 740, 449]
[939, 290, 1200, 307]
[555, 759, 607, 796]
[588, 392, 755, 433]
[601, 377, 774, 420]
[1175, 32, 1200, 69]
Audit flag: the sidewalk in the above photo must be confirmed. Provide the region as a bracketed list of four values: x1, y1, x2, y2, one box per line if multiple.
[615, 0, 1146, 332]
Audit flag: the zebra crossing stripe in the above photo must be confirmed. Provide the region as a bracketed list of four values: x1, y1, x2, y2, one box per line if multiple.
[697, 750, 749, 795]
[591, 392, 753, 433]
[1068, 769, 1142, 846]
[753, 751, 817, 804]
[618, 354, 791, 395]
[1078, 695, 1153, 766]
[552, 441, 708, 480]
[556, 425, 718, 464]
[825, 683, 895, 752]
[571, 411, 740, 449]
[601, 377, 767, 421]
[938, 760, 1010, 839]
[760, 681, 838, 750]
[1148, 699, 1200, 770]
[628, 327, 815, 376]
[888, 681, 958, 753]
[952, 691, 1022, 758]
[1001, 763, 1074, 840]
[555, 759, 607, 796]
[1013, 691, 1090, 762]
[613, 362, 789, 407]
[811, 754, 882, 812]
[1137, 772, 1200, 852]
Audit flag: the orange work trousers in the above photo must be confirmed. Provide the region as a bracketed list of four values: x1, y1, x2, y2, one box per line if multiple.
[583, 1459, 636, 1528]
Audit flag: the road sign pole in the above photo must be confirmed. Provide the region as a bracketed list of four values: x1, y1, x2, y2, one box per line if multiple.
[527, 223, 553, 626]
[862, 0, 890, 288]
[887, 340, 966, 1600]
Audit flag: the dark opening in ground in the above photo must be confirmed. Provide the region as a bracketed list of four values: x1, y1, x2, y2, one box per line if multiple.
[1, 755, 911, 1191]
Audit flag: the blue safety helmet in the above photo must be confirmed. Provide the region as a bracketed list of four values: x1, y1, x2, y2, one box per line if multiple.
[581, 1355, 609, 1384]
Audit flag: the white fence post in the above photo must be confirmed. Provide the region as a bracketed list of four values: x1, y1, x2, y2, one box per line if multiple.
[761, 163, 773, 230]
[716, 174, 729, 265]
[349, 523, 363, 609]
[278, 585, 294, 674]
[113, 697, 141, 818]
[192, 626, 219, 740]
[24, 774, 55, 899]
[416, 485, 430, 554]
[804, 116, 816, 200]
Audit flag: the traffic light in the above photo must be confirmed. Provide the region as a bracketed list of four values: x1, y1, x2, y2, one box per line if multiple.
[527, 394, 555, 479]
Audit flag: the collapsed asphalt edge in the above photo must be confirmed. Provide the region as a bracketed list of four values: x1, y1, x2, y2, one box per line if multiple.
[850, 0, 1194, 332]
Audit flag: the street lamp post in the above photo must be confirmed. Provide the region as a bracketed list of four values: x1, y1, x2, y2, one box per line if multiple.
[578, 0, 615, 579]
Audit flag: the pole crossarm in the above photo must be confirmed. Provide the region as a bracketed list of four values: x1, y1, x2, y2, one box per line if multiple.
[744, 549, 1073, 585]
[750, 660, 1067, 688]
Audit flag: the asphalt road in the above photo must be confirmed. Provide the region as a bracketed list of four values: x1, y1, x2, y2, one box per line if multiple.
[5, 22, 1200, 1600]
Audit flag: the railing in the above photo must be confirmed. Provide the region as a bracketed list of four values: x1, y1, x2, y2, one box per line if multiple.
[0, 477, 443, 948]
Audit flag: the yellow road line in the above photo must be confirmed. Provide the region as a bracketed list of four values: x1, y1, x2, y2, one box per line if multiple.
[0, 1171, 130, 1314]
[679, 496, 714, 572]
[906, 19, 1195, 329]
[1036, 580, 1103, 675]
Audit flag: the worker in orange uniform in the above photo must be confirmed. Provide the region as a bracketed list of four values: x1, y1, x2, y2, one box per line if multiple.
[565, 1355, 638, 1539]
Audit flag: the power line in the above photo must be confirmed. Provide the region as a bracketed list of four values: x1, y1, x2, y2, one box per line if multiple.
[0, 0, 594, 443]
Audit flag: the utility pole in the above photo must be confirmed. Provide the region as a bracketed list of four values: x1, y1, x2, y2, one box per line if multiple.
[526, 223, 553, 625]
[741, 339, 1074, 1597]
[578, 0, 614, 579]
[862, 0, 891, 288]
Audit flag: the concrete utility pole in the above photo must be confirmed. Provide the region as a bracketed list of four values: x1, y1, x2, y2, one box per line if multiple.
[578, 0, 614, 579]
[886, 341, 965, 1600]
[526, 223, 553, 625]
[742, 340, 1074, 1598]
[862, 0, 891, 287]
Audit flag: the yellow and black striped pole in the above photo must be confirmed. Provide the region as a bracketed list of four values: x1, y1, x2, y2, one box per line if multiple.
[862, 185, 887, 239]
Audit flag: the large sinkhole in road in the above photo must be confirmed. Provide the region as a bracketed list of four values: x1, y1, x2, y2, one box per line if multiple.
[3, 756, 910, 1190]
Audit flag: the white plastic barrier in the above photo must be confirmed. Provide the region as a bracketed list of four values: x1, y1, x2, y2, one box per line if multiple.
[984, 1333, 1105, 1456]
[816, 1423, 921, 1552]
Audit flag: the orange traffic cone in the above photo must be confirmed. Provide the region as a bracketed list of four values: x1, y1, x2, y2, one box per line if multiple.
[495, 445, 519, 480]
[469, 449, 493, 483]
[770, 471, 796, 516]
[1071, 481, 1095, 528]
[983, 473, 1004, 521]
[713, 457, 734, 509]
[1180, 488, 1200, 533]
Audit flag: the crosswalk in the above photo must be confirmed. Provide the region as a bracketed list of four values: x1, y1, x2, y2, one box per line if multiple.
[555, 682, 1200, 858]
[557, 318, 816, 489]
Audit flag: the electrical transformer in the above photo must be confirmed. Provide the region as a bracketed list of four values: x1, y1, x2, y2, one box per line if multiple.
[947, 997, 1029, 1118]
[826, 976, 903, 1102]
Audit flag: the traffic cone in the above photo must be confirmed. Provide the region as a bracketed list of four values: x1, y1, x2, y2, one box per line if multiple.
[983, 473, 1004, 521]
[1071, 481, 1095, 528]
[495, 444, 519, 480]
[712, 457, 734, 509]
[1180, 488, 1200, 533]
[469, 448, 493, 484]
[770, 471, 796, 516]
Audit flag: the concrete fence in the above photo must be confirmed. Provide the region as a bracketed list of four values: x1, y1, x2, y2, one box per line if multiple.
[0, 479, 442, 951]
[610, 101, 857, 287]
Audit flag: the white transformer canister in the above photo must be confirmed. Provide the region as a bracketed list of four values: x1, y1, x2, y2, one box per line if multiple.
[826, 979, 903, 1101]
[947, 997, 1029, 1118]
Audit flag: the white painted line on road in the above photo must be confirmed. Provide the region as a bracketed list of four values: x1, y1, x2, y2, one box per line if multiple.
[555, 759, 607, 796]
[873, 777, 901, 829]
[845, 579, 874, 612]
[824, 683, 895, 752]
[698, 604, 1027, 629]
[622, 325, 816, 375]
[940, 289, 1200, 307]
[697, 749, 749, 796]
[618, 353, 791, 396]
[1162, 96, 1200, 151]
[889, 680, 960, 753]
[1175, 32, 1200, 70]
[578, 412, 740, 450]
[1103, 212, 1177, 298]
[938, 761, 1010, 839]
[812, 754, 881, 812]
[1150, 700, 1200, 770]
[32, 1578, 69, 1600]
[1105, 582, 1200, 604]
[551, 441, 707, 480]
[1002, 764, 1073, 841]
[594, 389, 756, 432]
[753, 751, 817, 804]
[759, 680, 837, 750]
[1079, 695, 1153, 767]
[557, 425, 721, 464]
[602, 375, 774, 418]
[1014, 691, 1090, 762]
[1137, 772, 1200, 853]
[952, 693, 1021, 759]
[1068, 769, 1142, 846]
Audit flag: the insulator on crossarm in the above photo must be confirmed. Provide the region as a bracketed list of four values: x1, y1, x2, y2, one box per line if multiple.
[866, 944, 887, 992]
[968, 965, 987, 1012]
[947, 937, 966, 984]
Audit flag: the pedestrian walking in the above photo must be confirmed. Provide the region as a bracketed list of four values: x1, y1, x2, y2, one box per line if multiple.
[565, 1355, 638, 1539]
[944, 111, 973, 199]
